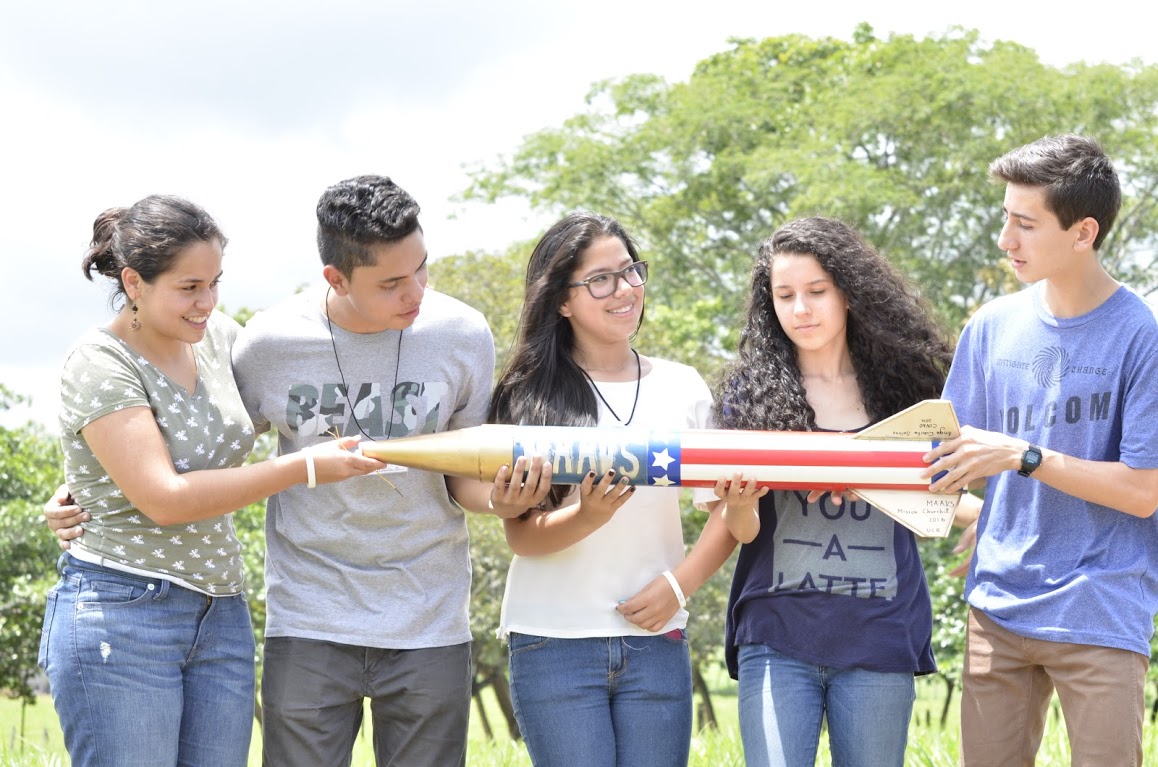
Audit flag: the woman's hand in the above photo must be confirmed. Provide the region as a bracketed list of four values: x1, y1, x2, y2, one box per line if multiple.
[499, 470, 633, 556]
[805, 488, 861, 505]
[617, 573, 682, 632]
[576, 470, 634, 528]
[306, 436, 390, 485]
[488, 455, 553, 519]
[714, 473, 768, 544]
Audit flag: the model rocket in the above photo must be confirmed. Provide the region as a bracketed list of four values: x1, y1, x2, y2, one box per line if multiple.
[362, 399, 963, 538]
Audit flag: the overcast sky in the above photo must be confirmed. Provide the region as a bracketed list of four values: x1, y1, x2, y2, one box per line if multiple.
[2, 0, 1155, 429]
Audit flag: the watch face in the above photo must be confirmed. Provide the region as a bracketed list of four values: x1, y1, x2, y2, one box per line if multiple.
[1020, 446, 1042, 476]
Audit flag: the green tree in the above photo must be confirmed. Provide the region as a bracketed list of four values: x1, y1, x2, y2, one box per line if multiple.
[465, 24, 1158, 363]
[679, 498, 735, 731]
[465, 513, 521, 740]
[921, 535, 971, 726]
[430, 242, 534, 372]
[233, 435, 274, 732]
[0, 386, 66, 719]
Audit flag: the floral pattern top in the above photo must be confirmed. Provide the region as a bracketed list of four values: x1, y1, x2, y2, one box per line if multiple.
[59, 311, 255, 595]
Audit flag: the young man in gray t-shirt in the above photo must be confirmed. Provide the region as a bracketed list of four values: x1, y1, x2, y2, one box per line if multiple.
[230, 175, 547, 766]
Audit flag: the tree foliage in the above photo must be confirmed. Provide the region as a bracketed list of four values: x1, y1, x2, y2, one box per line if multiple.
[465, 24, 1158, 374]
[0, 385, 65, 705]
[431, 243, 532, 374]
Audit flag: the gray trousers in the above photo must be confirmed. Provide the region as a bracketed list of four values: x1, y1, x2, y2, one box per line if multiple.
[261, 636, 472, 767]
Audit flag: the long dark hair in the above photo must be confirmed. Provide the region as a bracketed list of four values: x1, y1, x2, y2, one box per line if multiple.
[488, 211, 643, 507]
[716, 216, 953, 431]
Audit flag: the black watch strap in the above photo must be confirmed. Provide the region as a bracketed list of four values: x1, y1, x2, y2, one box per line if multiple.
[1018, 445, 1043, 477]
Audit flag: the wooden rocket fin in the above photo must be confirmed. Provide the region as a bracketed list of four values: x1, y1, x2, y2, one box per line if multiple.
[853, 487, 960, 538]
[854, 399, 961, 442]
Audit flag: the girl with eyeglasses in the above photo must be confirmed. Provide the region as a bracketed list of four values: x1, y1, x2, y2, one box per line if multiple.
[489, 211, 739, 767]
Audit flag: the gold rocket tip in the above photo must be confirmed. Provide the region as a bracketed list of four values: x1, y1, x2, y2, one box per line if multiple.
[362, 425, 513, 481]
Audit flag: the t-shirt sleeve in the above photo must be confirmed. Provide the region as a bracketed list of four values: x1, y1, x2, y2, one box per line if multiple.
[230, 319, 271, 434]
[59, 341, 150, 436]
[687, 366, 719, 510]
[1120, 337, 1158, 468]
[942, 315, 987, 429]
[692, 488, 719, 511]
[448, 318, 496, 431]
[690, 369, 714, 430]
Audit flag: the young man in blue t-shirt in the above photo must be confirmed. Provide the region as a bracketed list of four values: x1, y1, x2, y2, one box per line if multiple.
[924, 134, 1158, 766]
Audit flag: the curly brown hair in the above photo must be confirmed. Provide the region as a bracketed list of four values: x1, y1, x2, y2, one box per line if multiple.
[715, 217, 953, 431]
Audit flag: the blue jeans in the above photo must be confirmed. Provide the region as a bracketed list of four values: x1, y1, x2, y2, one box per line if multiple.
[38, 554, 255, 767]
[737, 643, 914, 767]
[508, 631, 693, 767]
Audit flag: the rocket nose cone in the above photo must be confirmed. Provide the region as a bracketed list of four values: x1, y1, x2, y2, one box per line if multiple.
[358, 425, 514, 482]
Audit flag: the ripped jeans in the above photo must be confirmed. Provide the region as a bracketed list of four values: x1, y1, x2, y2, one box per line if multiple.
[39, 553, 255, 767]
[508, 631, 693, 767]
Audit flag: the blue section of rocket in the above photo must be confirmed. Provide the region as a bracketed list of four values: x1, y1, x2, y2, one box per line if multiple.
[510, 430, 683, 487]
[645, 433, 681, 487]
[929, 439, 948, 483]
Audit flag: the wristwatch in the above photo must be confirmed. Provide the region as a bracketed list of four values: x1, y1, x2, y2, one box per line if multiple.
[1018, 445, 1043, 477]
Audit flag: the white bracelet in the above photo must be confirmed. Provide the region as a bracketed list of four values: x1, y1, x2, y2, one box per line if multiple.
[305, 451, 317, 489]
[661, 570, 687, 609]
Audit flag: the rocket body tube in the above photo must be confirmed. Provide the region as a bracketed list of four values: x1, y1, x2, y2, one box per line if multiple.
[360, 400, 963, 538]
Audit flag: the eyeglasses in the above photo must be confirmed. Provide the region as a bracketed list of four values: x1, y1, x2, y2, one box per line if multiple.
[567, 261, 648, 299]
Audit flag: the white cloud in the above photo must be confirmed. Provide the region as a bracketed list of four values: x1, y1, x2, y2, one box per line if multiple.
[2, 0, 1156, 429]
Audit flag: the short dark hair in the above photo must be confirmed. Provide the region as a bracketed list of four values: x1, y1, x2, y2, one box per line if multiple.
[316, 175, 422, 275]
[81, 195, 225, 308]
[989, 134, 1121, 249]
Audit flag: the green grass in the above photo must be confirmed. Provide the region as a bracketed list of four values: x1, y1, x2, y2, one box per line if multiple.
[3, 673, 1157, 766]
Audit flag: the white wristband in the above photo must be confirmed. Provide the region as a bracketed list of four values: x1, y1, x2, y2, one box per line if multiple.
[305, 451, 317, 489]
[661, 570, 687, 609]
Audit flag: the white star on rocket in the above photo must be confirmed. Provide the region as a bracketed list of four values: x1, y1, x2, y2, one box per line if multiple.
[651, 448, 675, 470]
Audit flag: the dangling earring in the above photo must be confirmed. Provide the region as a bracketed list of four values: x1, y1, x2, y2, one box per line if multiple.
[130, 303, 141, 332]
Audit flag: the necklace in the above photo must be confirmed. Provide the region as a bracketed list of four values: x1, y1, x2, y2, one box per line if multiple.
[579, 349, 641, 425]
[325, 287, 402, 441]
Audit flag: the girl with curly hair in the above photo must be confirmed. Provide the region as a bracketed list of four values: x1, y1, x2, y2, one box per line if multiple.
[710, 216, 956, 767]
